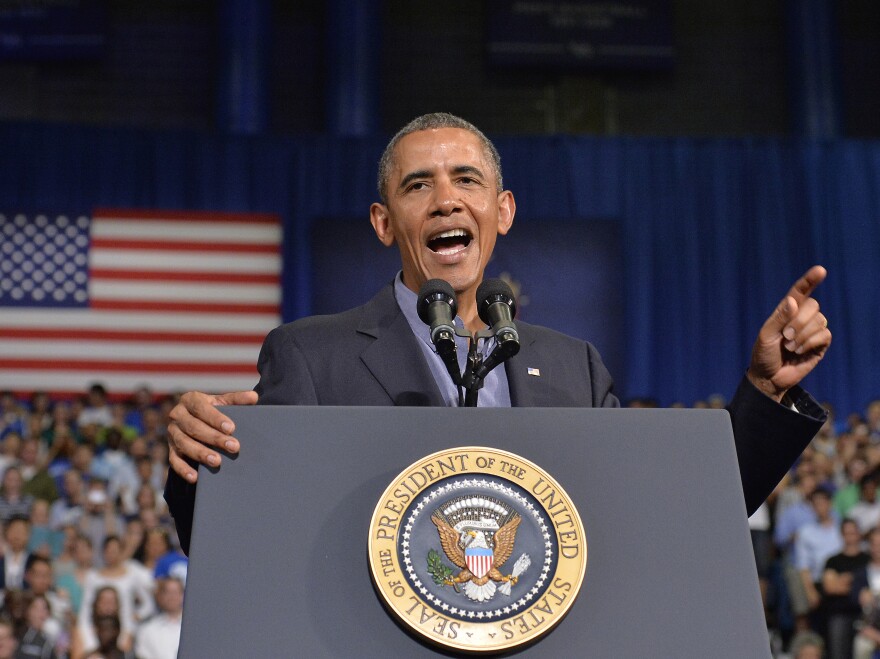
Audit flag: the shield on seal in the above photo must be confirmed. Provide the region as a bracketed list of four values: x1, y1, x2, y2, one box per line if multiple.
[465, 547, 494, 579]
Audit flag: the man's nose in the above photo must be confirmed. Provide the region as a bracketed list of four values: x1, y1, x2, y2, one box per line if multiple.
[430, 179, 461, 217]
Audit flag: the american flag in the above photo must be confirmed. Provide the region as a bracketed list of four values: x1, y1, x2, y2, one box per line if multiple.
[0, 209, 282, 394]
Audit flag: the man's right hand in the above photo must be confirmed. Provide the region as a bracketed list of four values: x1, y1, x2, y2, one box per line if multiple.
[167, 390, 258, 483]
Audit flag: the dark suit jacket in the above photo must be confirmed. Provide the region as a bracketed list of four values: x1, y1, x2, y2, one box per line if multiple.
[166, 283, 825, 553]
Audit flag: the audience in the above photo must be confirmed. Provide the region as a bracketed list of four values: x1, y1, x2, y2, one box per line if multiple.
[0, 386, 182, 659]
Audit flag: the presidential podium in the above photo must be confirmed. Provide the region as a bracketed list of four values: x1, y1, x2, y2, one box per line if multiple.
[178, 407, 770, 658]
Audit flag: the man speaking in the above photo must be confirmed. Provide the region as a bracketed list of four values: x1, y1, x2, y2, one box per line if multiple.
[164, 113, 831, 554]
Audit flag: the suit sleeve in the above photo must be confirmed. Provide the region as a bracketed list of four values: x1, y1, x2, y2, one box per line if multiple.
[586, 341, 621, 408]
[728, 376, 826, 516]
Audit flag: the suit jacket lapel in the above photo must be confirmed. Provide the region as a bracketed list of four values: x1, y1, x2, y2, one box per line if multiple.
[357, 284, 446, 407]
[506, 323, 544, 407]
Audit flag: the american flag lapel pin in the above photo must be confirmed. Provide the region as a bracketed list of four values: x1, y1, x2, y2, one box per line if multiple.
[527, 367, 541, 377]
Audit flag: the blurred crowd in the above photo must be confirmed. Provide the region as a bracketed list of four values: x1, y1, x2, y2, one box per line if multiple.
[0, 384, 185, 659]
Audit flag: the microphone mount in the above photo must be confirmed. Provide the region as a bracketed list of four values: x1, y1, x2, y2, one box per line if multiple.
[416, 278, 521, 407]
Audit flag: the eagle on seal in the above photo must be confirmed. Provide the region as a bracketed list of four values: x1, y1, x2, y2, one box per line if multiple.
[431, 512, 522, 602]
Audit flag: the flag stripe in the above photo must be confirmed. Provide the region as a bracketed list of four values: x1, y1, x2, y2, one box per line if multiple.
[91, 220, 281, 243]
[0, 329, 266, 344]
[90, 269, 279, 284]
[0, 372, 259, 394]
[89, 250, 280, 273]
[93, 208, 278, 224]
[0, 358, 258, 374]
[3, 340, 259, 362]
[89, 299, 279, 314]
[89, 280, 281, 304]
[90, 238, 279, 254]
[0, 309, 278, 332]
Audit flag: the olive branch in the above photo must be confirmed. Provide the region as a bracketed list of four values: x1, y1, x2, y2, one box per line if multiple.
[426, 549, 455, 586]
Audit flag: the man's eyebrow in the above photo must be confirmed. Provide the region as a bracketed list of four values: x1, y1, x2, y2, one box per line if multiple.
[398, 169, 433, 191]
[451, 165, 485, 179]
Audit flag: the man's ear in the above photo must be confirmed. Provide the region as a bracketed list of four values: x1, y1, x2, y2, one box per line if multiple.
[497, 190, 515, 236]
[370, 203, 396, 247]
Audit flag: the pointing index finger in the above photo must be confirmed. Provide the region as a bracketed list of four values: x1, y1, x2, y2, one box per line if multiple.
[787, 265, 827, 304]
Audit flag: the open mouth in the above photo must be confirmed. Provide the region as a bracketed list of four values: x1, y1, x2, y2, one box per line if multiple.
[427, 228, 473, 254]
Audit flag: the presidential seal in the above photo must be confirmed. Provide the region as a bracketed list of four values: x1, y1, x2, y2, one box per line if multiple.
[368, 447, 587, 653]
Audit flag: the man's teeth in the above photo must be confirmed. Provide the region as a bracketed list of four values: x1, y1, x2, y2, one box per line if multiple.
[434, 229, 467, 239]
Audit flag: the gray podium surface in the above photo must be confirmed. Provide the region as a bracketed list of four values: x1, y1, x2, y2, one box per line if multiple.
[179, 407, 770, 658]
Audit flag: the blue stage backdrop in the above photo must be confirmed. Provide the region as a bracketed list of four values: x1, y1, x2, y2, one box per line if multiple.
[1, 122, 878, 414]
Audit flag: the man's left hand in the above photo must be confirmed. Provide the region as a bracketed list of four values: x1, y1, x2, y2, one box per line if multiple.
[747, 265, 832, 402]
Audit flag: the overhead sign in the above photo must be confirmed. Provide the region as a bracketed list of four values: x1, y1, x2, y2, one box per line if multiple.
[0, 0, 106, 61]
[487, 0, 674, 70]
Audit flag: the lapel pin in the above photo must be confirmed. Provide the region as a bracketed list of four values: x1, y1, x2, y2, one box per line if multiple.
[527, 367, 541, 377]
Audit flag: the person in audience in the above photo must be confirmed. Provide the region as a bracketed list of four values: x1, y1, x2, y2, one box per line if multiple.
[51, 525, 80, 580]
[27, 501, 62, 561]
[852, 528, 880, 658]
[789, 630, 825, 659]
[16, 593, 57, 659]
[775, 468, 820, 559]
[0, 620, 16, 659]
[120, 520, 144, 564]
[19, 441, 56, 506]
[836, 457, 871, 519]
[27, 393, 52, 440]
[24, 557, 68, 646]
[83, 614, 134, 659]
[77, 386, 112, 431]
[123, 388, 153, 436]
[45, 430, 77, 491]
[77, 480, 124, 561]
[78, 537, 153, 653]
[0, 433, 20, 484]
[134, 577, 183, 659]
[70, 587, 126, 659]
[0, 394, 26, 442]
[794, 488, 842, 638]
[55, 534, 94, 619]
[847, 470, 880, 535]
[867, 399, 880, 442]
[822, 518, 869, 659]
[48, 469, 83, 535]
[0, 468, 33, 524]
[67, 446, 92, 483]
[0, 517, 33, 592]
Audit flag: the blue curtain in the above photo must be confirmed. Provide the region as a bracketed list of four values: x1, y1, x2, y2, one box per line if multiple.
[1, 123, 877, 414]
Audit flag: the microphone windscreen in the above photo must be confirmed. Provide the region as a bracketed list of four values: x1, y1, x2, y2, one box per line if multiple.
[417, 279, 457, 325]
[476, 278, 517, 325]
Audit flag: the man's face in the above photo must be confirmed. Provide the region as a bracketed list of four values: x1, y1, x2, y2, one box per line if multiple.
[870, 532, 880, 561]
[5, 520, 28, 552]
[370, 127, 515, 300]
[811, 493, 832, 520]
[842, 521, 861, 547]
[25, 562, 52, 595]
[0, 625, 15, 659]
[158, 579, 185, 615]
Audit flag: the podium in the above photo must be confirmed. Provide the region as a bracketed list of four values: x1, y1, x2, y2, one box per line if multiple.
[179, 407, 770, 658]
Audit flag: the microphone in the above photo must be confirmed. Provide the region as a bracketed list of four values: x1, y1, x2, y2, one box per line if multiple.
[477, 278, 520, 350]
[473, 278, 520, 379]
[417, 279, 461, 385]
